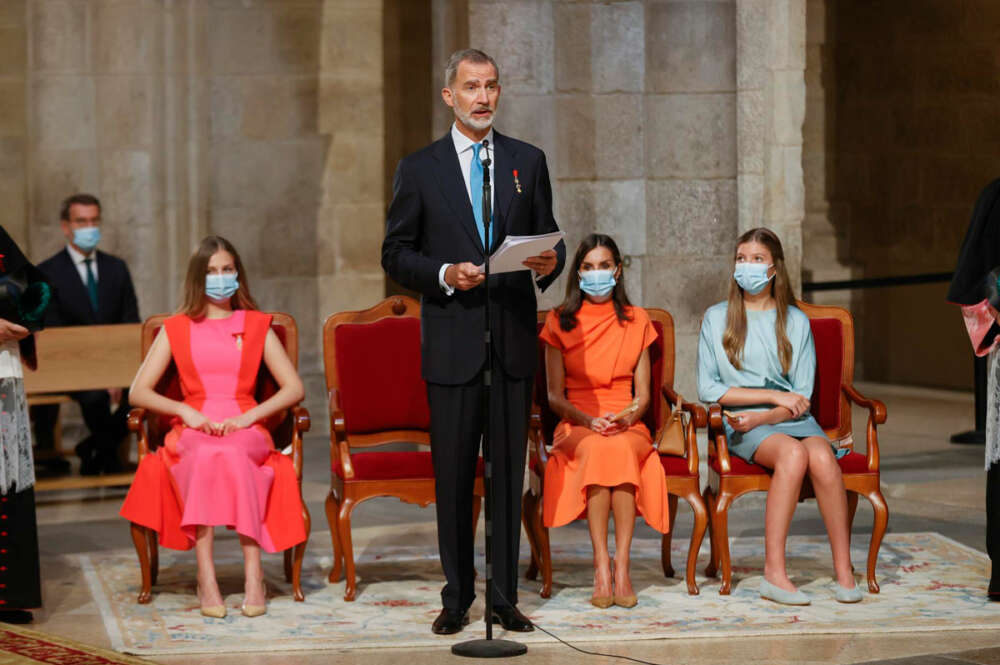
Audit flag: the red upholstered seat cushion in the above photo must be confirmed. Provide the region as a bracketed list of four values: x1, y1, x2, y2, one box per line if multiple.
[334, 450, 485, 481]
[709, 450, 872, 476]
[809, 318, 843, 431]
[659, 454, 696, 476]
[334, 317, 430, 434]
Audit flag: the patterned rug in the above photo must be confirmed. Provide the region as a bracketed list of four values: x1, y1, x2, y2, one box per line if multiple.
[0, 623, 155, 664]
[81, 525, 997, 656]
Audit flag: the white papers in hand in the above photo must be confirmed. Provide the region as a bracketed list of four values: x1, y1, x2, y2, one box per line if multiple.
[476, 231, 565, 274]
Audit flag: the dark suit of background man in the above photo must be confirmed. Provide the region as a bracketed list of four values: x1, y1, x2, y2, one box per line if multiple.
[32, 193, 140, 476]
[382, 49, 566, 636]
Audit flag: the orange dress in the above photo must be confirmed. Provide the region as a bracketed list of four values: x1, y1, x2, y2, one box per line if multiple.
[540, 302, 670, 533]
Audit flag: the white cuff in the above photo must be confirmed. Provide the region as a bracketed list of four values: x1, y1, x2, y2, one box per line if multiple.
[439, 263, 455, 296]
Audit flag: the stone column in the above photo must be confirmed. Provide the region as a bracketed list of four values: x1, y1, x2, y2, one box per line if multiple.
[0, 1, 28, 248]
[737, 0, 807, 290]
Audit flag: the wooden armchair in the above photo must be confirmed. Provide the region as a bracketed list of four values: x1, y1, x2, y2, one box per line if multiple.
[522, 308, 709, 596]
[127, 312, 311, 604]
[323, 296, 483, 601]
[703, 301, 889, 594]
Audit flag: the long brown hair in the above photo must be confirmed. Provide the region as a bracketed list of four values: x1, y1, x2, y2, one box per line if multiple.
[722, 227, 797, 374]
[179, 236, 258, 318]
[558, 233, 632, 331]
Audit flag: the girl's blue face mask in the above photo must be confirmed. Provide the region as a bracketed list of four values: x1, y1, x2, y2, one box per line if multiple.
[578, 269, 616, 297]
[206, 272, 239, 301]
[72, 226, 101, 252]
[733, 262, 773, 295]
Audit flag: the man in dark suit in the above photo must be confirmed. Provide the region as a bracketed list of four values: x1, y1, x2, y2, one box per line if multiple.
[32, 193, 140, 475]
[382, 49, 565, 636]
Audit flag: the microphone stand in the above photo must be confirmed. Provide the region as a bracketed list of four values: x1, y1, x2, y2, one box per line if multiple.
[452, 139, 527, 659]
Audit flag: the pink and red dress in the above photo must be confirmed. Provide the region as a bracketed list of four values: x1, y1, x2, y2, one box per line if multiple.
[120, 310, 305, 552]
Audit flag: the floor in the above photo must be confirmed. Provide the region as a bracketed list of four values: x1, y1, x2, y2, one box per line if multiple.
[22, 383, 1000, 665]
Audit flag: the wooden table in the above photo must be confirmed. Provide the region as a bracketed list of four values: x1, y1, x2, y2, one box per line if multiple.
[26, 324, 142, 491]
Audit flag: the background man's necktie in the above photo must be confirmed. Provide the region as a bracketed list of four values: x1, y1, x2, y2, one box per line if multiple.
[83, 257, 98, 312]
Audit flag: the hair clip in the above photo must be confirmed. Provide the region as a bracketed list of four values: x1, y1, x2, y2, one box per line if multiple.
[513, 170, 522, 194]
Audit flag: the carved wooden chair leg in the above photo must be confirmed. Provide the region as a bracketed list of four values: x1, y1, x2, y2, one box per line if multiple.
[147, 530, 159, 587]
[521, 492, 540, 581]
[291, 503, 310, 602]
[685, 488, 709, 596]
[337, 497, 358, 601]
[661, 493, 679, 579]
[325, 492, 343, 584]
[703, 487, 718, 578]
[284, 550, 293, 584]
[714, 491, 734, 595]
[130, 522, 153, 604]
[536, 502, 553, 599]
[865, 488, 889, 593]
[846, 489, 860, 575]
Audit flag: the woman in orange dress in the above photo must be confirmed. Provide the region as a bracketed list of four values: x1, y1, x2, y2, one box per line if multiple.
[540, 233, 669, 609]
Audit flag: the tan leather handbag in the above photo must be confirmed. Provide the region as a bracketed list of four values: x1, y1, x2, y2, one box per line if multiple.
[655, 397, 687, 456]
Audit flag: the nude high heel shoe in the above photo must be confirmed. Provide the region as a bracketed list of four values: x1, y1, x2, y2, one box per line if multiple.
[241, 581, 267, 617]
[590, 560, 613, 609]
[197, 585, 226, 619]
[612, 560, 638, 609]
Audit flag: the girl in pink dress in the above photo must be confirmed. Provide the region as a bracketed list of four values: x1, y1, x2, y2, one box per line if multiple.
[120, 236, 305, 618]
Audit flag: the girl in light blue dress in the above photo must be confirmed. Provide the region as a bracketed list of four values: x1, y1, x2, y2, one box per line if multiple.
[697, 227, 862, 605]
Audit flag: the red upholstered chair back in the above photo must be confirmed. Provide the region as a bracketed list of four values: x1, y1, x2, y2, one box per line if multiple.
[323, 296, 430, 444]
[796, 301, 854, 443]
[139, 311, 299, 450]
[534, 307, 675, 444]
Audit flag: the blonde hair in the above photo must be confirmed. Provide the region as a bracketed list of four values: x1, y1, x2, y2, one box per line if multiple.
[722, 227, 797, 374]
[179, 236, 258, 318]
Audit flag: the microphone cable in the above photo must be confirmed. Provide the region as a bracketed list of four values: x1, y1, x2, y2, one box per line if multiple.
[490, 585, 666, 665]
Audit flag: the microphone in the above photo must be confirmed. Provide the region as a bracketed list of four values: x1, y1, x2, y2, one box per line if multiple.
[481, 139, 491, 169]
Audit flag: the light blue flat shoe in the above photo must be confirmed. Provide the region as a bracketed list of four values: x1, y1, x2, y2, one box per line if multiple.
[832, 582, 863, 603]
[759, 579, 810, 605]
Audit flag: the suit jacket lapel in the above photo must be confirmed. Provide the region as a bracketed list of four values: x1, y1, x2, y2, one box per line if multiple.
[431, 134, 486, 256]
[492, 132, 517, 242]
[58, 249, 96, 323]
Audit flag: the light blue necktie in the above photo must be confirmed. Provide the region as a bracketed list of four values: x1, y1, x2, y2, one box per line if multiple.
[469, 142, 490, 250]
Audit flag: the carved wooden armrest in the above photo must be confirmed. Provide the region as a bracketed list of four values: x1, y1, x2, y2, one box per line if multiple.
[706, 403, 731, 473]
[842, 384, 885, 472]
[662, 386, 707, 428]
[328, 390, 353, 480]
[288, 405, 310, 479]
[128, 407, 150, 459]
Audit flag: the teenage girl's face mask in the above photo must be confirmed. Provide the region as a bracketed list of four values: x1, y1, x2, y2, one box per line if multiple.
[206, 272, 239, 301]
[733, 262, 773, 295]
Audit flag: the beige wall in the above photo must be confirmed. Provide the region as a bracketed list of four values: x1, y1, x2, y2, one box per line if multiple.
[802, 0, 998, 390]
[1, 0, 814, 427]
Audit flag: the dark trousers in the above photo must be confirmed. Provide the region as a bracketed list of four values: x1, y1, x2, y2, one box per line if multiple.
[0, 487, 41, 609]
[427, 368, 532, 612]
[31, 389, 130, 456]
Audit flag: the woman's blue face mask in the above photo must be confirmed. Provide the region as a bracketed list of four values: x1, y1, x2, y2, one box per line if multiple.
[578, 269, 616, 297]
[206, 272, 239, 301]
[733, 262, 773, 295]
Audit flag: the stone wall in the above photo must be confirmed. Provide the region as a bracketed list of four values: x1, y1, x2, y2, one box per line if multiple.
[0, 0, 813, 429]
[468, 0, 805, 398]
[802, 0, 1000, 389]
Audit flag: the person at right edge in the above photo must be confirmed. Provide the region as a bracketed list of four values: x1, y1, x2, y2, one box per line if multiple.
[382, 49, 565, 635]
[947, 178, 1000, 600]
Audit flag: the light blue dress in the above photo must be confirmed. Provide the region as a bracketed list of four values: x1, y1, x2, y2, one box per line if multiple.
[697, 302, 839, 463]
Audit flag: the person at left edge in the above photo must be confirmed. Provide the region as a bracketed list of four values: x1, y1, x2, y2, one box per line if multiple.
[32, 193, 140, 476]
[382, 48, 565, 636]
[0, 225, 50, 624]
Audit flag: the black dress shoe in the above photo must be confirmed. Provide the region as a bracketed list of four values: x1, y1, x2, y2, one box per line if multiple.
[0, 610, 33, 624]
[490, 605, 533, 632]
[432, 608, 469, 635]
